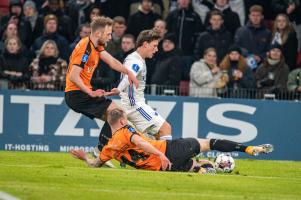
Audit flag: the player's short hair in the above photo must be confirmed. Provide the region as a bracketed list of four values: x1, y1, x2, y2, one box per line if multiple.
[136, 29, 161, 48]
[107, 108, 126, 126]
[90, 16, 113, 33]
[113, 16, 126, 25]
[249, 5, 263, 14]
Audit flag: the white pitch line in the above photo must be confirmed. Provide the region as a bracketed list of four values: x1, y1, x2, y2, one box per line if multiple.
[0, 191, 20, 200]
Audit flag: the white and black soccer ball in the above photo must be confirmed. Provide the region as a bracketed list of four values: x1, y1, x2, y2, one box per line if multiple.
[214, 154, 235, 173]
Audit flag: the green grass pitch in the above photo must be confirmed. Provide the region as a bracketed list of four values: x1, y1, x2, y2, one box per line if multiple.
[0, 151, 301, 200]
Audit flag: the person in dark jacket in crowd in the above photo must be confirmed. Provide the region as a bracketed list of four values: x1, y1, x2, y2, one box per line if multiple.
[204, 0, 241, 37]
[69, 23, 91, 51]
[234, 5, 271, 70]
[0, 36, 30, 89]
[255, 43, 289, 95]
[271, 13, 298, 71]
[194, 10, 232, 63]
[166, 0, 203, 80]
[0, 0, 32, 48]
[31, 14, 70, 61]
[271, 0, 301, 50]
[126, 0, 161, 38]
[219, 45, 255, 98]
[106, 16, 127, 55]
[151, 33, 182, 94]
[34, 0, 74, 42]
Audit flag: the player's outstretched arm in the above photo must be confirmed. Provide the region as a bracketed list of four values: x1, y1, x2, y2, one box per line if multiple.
[131, 134, 172, 171]
[100, 51, 139, 88]
[70, 149, 104, 168]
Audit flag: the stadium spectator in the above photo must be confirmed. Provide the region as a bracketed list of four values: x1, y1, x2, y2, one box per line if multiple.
[126, 0, 161, 38]
[234, 5, 271, 71]
[0, 36, 30, 89]
[106, 16, 127, 55]
[145, 19, 167, 84]
[0, 0, 32, 48]
[71, 108, 273, 172]
[69, 23, 91, 51]
[66, 0, 92, 32]
[191, 0, 213, 23]
[151, 33, 182, 92]
[31, 14, 70, 60]
[0, 21, 34, 61]
[23, 0, 38, 32]
[29, 39, 67, 90]
[114, 34, 136, 64]
[34, 0, 74, 42]
[244, 0, 273, 21]
[86, 4, 102, 23]
[166, 0, 203, 80]
[271, 0, 301, 50]
[194, 10, 232, 63]
[272, 14, 298, 71]
[287, 67, 301, 98]
[129, 0, 164, 17]
[153, 19, 167, 40]
[255, 43, 289, 95]
[219, 45, 255, 98]
[0, 22, 18, 54]
[204, 0, 241, 37]
[189, 48, 227, 98]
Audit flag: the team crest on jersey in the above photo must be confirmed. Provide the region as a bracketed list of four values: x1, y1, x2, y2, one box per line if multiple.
[132, 64, 140, 73]
[82, 54, 89, 63]
[128, 126, 136, 133]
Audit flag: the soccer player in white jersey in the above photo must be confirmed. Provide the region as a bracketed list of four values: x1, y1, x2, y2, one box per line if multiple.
[107, 29, 172, 140]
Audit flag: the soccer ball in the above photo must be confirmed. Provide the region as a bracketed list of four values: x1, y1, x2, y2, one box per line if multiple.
[214, 154, 235, 173]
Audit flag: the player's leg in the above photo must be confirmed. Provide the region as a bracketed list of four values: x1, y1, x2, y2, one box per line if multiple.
[196, 138, 273, 156]
[189, 159, 216, 174]
[157, 121, 172, 140]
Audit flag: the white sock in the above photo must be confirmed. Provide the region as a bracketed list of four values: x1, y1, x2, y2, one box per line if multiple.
[160, 135, 172, 140]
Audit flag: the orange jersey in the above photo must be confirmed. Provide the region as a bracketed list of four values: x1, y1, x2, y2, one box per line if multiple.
[99, 126, 167, 171]
[65, 37, 104, 92]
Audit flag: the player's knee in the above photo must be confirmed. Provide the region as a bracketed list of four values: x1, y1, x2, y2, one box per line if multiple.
[198, 139, 211, 152]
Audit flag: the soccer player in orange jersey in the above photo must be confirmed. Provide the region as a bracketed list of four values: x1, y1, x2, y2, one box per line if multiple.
[71, 108, 273, 173]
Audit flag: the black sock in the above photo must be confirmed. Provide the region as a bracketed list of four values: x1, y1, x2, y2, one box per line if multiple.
[98, 121, 112, 151]
[209, 139, 247, 152]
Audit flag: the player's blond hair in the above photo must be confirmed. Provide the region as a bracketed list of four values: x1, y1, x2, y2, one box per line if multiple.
[90, 16, 113, 33]
[107, 108, 126, 126]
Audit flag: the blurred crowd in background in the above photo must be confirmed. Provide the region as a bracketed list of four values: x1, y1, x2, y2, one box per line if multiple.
[0, 0, 301, 100]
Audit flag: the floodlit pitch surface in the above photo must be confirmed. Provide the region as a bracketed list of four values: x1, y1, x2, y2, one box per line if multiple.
[0, 151, 300, 200]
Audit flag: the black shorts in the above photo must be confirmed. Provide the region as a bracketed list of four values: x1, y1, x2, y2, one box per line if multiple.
[65, 90, 112, 119]
[165, 138, 200, 172]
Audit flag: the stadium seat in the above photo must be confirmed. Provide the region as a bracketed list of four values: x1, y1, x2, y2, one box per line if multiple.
[179, 81, 189, 96]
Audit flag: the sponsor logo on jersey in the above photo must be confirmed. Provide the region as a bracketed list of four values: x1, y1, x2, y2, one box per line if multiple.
[82, 54, 89, 63]
[132, 64, 140, 73]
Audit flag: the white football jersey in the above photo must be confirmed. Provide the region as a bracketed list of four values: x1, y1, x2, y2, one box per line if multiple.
[117, 51, 147, 108]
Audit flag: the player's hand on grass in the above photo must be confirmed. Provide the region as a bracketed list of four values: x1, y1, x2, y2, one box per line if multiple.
[159, 152, 172, 171]
[126, 69, 139, 89]
[89, 89, 105, 97]
[105, 88, 120, 96]
[70, 149, 87, 161]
